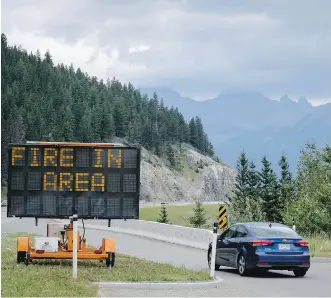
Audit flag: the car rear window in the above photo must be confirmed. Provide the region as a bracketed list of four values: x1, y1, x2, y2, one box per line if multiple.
[249, 225, 299, 238]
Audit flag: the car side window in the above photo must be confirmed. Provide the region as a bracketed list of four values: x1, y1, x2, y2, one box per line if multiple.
[235, 225, 248, 237]
[222, 226, 237, 239]
[219, 229, 229, 239]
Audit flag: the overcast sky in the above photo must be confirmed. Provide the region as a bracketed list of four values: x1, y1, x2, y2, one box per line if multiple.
[2, 0, 331, 105]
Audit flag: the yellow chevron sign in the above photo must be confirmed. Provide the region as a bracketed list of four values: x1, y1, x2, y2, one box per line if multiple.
[218, 204, 228, 229]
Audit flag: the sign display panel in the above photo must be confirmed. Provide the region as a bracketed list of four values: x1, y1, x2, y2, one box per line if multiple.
[7, 144, 140, 219]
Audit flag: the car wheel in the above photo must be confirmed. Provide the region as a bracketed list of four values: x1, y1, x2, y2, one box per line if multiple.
[237, 254, 248, 276]
[208, 248, 219, 270]
[293, 269, 307, 277]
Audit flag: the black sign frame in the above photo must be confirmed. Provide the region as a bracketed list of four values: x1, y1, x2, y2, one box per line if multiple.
[7, 143, 141, 220]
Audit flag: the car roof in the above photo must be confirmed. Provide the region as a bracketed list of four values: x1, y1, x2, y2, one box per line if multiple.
[231, 222, 288, 228]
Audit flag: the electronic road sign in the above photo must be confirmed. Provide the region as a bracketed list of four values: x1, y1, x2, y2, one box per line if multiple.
[7, 142, 141, 219]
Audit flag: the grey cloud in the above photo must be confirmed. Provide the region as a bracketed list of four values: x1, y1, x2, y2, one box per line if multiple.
[86, 48, 100, 64]
[1, 0, 330, 100]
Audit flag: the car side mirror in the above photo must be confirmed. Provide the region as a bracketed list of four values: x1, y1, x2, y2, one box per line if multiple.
[218, 235, 225, 241]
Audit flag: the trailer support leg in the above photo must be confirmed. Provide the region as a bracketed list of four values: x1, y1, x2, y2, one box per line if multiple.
[73, 214, 78, 280]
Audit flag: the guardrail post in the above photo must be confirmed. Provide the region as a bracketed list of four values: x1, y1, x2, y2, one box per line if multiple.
[210, 222, 218, 278]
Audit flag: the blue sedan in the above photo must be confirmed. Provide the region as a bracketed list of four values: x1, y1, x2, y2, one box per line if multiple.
[207, 222, 310, 277]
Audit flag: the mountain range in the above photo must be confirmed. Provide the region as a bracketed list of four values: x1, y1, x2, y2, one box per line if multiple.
[139, 88, 331, 173]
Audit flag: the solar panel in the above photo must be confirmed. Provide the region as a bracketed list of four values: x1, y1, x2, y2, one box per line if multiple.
[7, 144, 141, 219]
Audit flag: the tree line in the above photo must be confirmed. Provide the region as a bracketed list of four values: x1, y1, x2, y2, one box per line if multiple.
[228, 141, 331, 236]
[1, 33, 214, 183]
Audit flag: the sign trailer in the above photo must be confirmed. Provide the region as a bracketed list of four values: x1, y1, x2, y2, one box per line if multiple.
[8, 142, 141, 279]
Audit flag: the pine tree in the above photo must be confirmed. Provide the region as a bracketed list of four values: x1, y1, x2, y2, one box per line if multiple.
[247, 161, 261, 199]
[178, 114, 188, 151]
[81, 110, 93, 142]
[155, 144, 162, 157]
[189, 118, 198, 148]
[278, 154, 295, 217]
[229, 155, 266, 222]
[322, 145, 331, 164]
[114, 103, 127, 138]
[195, 116, 205, 152]
[90, 104, 102, 142]
[166, 143, 176, 168]
[157, 203, 170, 224]
[44, 49, 53, 65]
[230, 150, 249, 203]
[188, 201, 208, 228]
[141, 121, 153, 149]
[244, 196, 266, 222]
[62, 106, 75, 141]
[259, 156, 281, 222]
[101, 100, 115, 141]
[207, 141, 215, 156]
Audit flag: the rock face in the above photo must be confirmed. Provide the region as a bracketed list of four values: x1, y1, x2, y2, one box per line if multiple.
[139, 146, 236, 203]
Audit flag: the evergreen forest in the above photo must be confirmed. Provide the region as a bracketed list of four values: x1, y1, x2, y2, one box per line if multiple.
[1, 33, 214, 183]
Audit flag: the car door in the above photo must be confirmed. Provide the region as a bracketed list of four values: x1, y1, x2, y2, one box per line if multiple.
[227, 225, 249, 267]
[216, 225, 238, 266]
[215, 229, 229, 266]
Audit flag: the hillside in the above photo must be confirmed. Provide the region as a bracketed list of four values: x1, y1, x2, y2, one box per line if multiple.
[140, 88, 331, 171]
[140, 145, 235, 203]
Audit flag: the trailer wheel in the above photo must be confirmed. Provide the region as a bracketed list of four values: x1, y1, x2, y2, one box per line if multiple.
[17, 251, 24, 263]
[23, 251, 29, 266]
[106, 252, 115, 268]
[17, 251, 29, 265]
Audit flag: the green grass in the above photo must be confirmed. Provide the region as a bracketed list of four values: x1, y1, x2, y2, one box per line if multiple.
[1, 233, 211, 297]
[305, 235, 331, 258]
[139, 203, 219, 228]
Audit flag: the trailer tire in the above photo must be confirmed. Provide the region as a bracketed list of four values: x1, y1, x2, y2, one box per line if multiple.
[23, 251, 29, 266]
[17, 251, 29, 265]
[106, 252, 115, 268]
[17, 251, 24, 263]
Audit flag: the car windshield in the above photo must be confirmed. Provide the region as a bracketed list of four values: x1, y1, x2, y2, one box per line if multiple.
[249, 225, 299, 238]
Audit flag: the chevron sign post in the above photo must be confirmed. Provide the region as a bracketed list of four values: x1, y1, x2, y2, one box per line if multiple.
[218, 204, 228, 230]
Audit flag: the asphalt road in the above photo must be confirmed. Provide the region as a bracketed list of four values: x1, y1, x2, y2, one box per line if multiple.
[2, 208, 331, 297]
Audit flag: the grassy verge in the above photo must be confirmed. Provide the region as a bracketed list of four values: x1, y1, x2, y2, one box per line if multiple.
[305, 235, 331, 258]
[2, 233, 211, 297]
[139, 203, 219, 227]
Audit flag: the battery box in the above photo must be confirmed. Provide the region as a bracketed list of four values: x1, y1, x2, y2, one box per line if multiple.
[35, 237, 59, 252]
